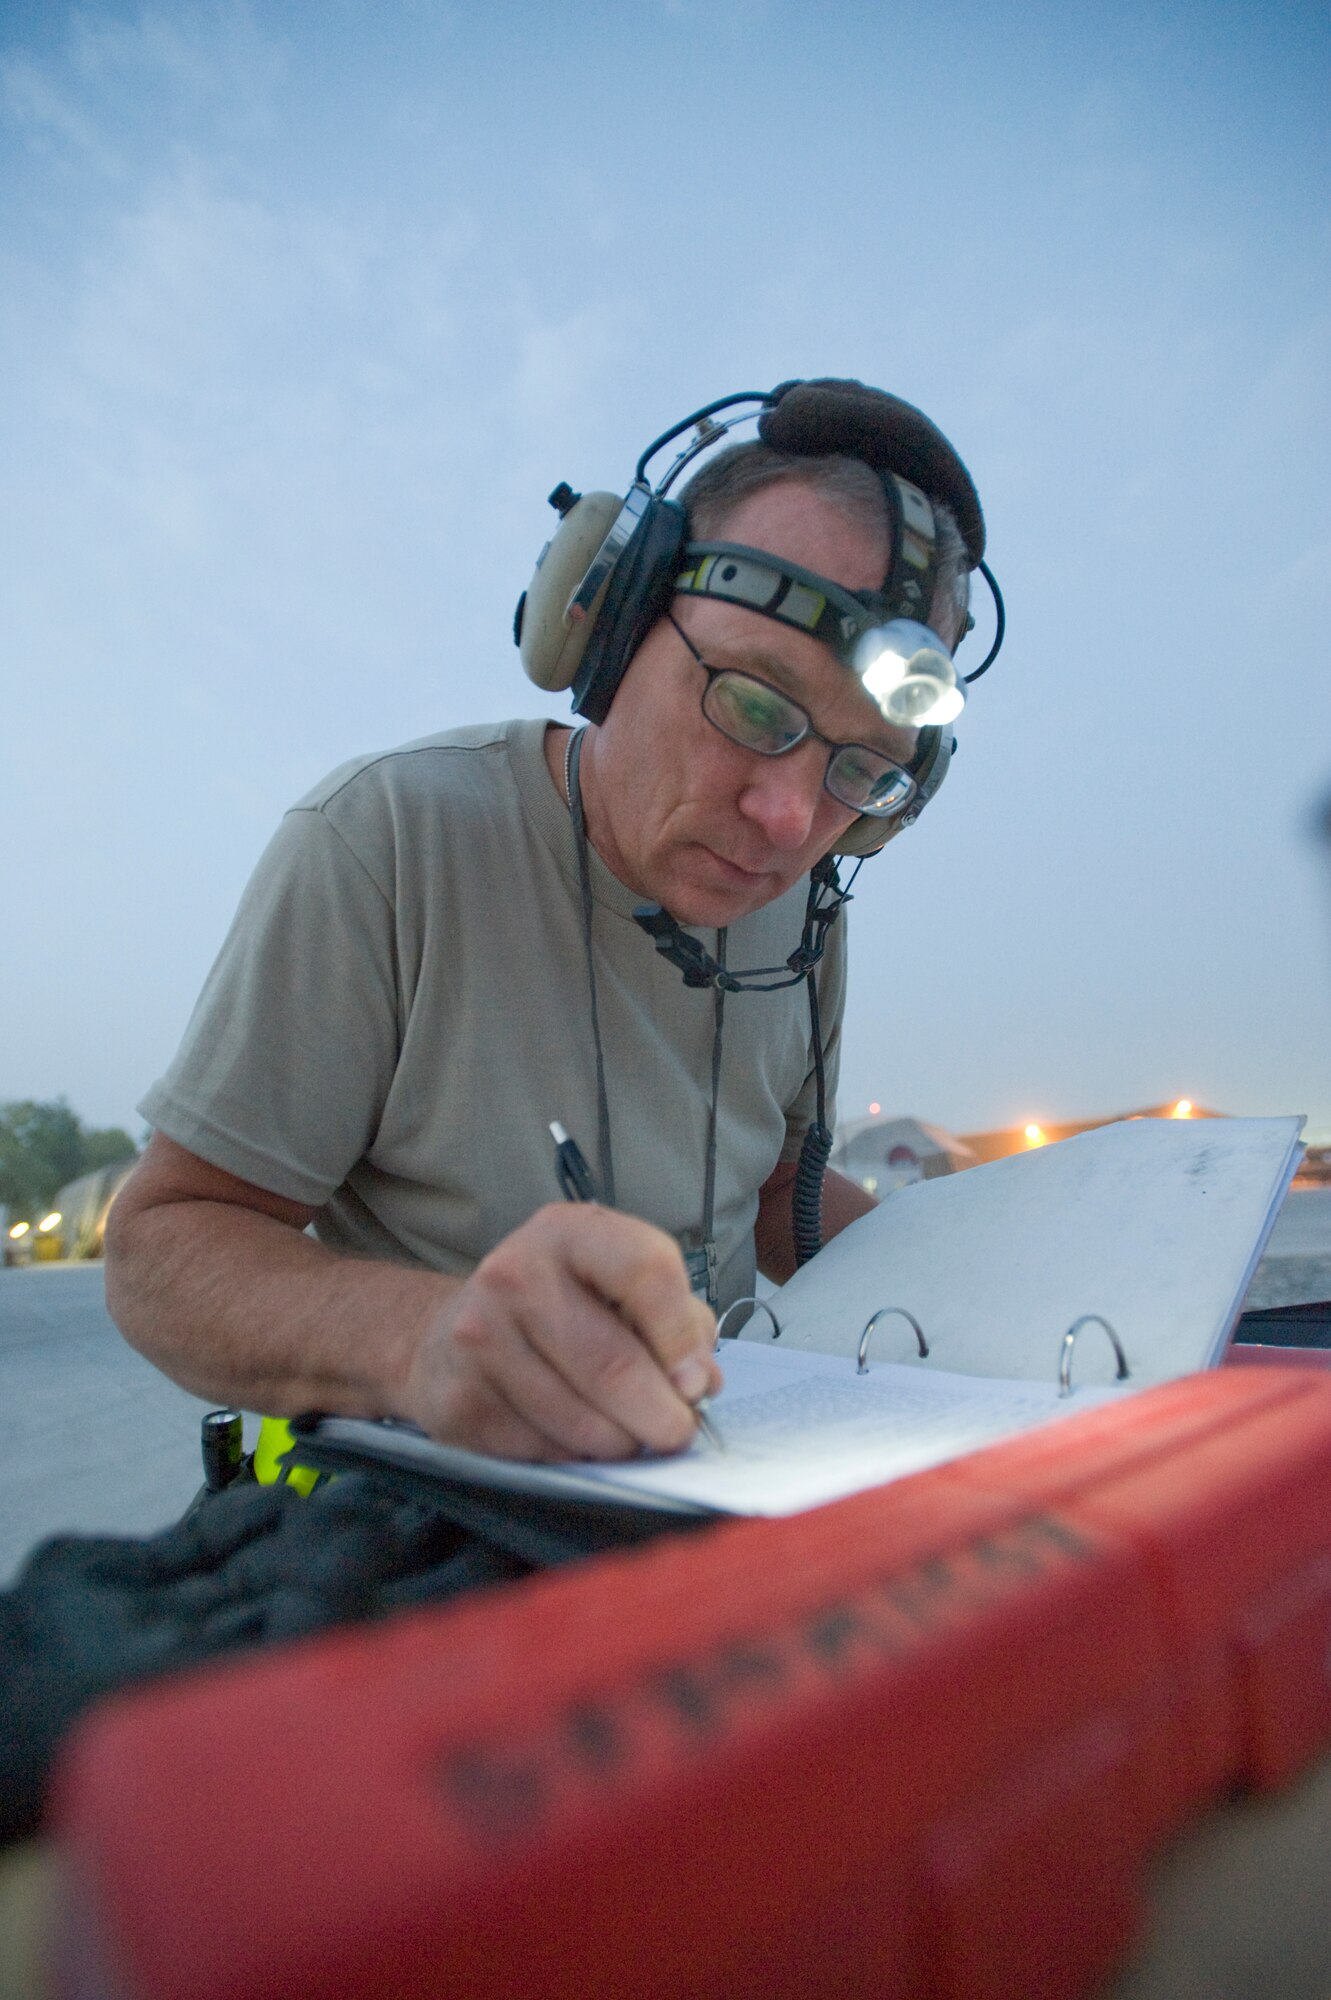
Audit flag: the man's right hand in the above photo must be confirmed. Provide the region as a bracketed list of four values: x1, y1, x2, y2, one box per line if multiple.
[106, 1137, 722, 1467]
[401, 1203, 721, 1462]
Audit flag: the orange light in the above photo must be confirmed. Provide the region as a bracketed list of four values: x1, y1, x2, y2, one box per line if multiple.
[869, 1102, 881, 1116]
[1172, 1099, 1194, 1119]
[1024, 1124, 1046, 1147]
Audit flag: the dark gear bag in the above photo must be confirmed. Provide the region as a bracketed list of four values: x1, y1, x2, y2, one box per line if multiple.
[0, 1463, 698, 1848]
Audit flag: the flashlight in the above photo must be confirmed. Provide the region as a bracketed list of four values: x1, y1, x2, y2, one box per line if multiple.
[854, 620, 965, 729]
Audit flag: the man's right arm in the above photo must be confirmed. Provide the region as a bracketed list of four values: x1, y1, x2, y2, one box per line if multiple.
[105, 1134, 720, 1463]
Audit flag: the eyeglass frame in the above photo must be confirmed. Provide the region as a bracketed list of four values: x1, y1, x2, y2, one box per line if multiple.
[664, 613, 919, 821]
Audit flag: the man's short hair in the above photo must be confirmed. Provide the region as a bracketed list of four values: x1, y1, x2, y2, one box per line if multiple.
[681, 441, 971, 647]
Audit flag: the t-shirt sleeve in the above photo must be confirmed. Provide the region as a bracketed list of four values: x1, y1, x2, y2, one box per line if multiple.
[776, 915, 846, 1165]
[139, 806, 401, 1206]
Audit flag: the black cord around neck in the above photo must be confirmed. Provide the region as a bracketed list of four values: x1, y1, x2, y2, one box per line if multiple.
[631, 855, 858, 1268]
[568, 735, 855, 1278]
[566, 728, 727, 1307]
[567, 729, 616, 1208]
[631, 854, 855, 994]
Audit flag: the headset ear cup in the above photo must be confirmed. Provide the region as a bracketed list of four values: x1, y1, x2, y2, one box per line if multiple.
[834, 814, 899, 858]
[910, 726, 951, 811]
[834, 726, 952, 857]
[517, 492, 625, 692]
[572, 497, 688, 723]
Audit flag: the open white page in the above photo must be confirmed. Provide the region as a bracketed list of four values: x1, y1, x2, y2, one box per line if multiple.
[571, 1340, 1124, 1517]
[757, 1116, 1304, 1388]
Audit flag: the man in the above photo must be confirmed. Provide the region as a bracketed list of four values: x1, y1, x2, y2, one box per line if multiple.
[105, 378, 989, 1465]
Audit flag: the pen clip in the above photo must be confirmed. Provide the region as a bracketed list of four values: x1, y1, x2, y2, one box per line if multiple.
[550, 1120, 600, 1204]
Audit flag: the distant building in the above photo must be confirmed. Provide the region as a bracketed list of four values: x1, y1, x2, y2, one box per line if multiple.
[834, 1101, 1246, 1197]
[956, 1101, 1225, 1167]
[831, 1116, 976, 1196]
[52, 1161, 138, 1259]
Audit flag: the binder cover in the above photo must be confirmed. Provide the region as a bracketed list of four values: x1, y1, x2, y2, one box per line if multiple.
[51, 1370, 1331, 2000]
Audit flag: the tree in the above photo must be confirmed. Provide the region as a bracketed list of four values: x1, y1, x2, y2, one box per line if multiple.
[0, 1100, 138, 1222]
[81, 1125, 141, 1175]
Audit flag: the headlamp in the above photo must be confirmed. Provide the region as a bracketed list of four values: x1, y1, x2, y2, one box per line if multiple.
[854, 619, 965, 728]
[674, 541, 971, 731]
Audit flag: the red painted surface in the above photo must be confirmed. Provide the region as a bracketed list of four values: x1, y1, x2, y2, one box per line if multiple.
[51, 1371, 1331, 2000]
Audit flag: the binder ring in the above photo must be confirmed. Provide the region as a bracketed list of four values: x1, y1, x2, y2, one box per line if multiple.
[857, 1307, 929, 1375]
[1058, 1315, 1130, 1397]
[715, 1296, 782, 1344]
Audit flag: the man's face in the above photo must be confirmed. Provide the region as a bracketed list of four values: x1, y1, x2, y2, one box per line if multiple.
[581, 480, 917, 927]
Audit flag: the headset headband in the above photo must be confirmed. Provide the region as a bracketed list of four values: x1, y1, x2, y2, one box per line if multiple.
[513, 375, 1001, 851]
[757, 378, 986, 566]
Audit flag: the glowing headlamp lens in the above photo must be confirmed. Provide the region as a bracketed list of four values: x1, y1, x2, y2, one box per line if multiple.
[855, 620, 965, 728]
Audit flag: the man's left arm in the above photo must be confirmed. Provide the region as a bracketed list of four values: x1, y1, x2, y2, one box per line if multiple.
[754, 1161, 876, 1285]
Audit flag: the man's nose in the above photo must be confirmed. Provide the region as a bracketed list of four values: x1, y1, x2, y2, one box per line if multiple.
[736, 745, 827, 849]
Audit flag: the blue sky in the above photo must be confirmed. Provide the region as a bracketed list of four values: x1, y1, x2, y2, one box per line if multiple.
[2, 0, 1329, 1142]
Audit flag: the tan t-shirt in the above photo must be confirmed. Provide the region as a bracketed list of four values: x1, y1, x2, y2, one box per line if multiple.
[140, 719, 846, 1310]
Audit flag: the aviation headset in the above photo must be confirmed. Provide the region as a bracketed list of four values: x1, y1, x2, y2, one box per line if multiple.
[513, 375, 1003, 858]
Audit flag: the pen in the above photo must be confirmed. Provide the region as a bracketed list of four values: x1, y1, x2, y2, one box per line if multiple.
[548, 1120, 723, 1451]
[689, 1398, 725, 1452]
[549, 1121, 599, 1203]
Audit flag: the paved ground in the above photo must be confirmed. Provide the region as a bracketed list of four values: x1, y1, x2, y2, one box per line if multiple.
[0, 1264, 229, 1585]
[1241, 1186, 1331, 1308]
[3, 1190, 1329, 1588]
[1259, 1187, 1331, 1256]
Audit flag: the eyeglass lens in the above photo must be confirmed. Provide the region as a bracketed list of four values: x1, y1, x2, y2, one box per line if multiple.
[701, 671, 913, 816]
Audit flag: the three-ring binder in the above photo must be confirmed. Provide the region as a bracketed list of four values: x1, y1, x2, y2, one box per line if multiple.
[857, 1307, 928, 1373]
[1058, 1314, 1131, 1395]
[851, 1305, 1130, 1391]
[718, 1294, 1131, 1394]
[716, 1296, 781, 1342]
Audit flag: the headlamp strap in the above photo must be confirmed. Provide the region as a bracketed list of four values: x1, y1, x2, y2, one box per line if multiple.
[674, 483, 951, 670]
[675, 543, 895, 670]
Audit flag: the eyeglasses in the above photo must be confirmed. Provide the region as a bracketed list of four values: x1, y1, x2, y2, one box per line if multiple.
[667, 615, 917, 820]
